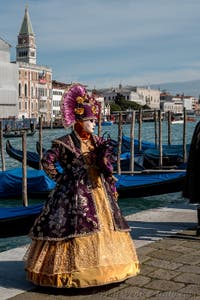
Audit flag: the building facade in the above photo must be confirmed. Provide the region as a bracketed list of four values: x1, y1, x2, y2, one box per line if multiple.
[0, 38, 18, 118]
[134, 87, 160, 109]
[16, 7, 52, 123]
[97, 84, 160, 109]
[52, 80, 71, 125]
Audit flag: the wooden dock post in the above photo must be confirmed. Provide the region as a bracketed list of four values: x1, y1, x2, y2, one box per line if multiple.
[168, 110, 172, 145]
[117, 113, 122, 175]
[0, 121, 5, 171]
[158, 110, 163, 168]
[22, 131, 28, 207]
[183, 107, 187, 163]
[130, 111, 135, 173]
[154, 109, 158, 148]
[39, 116, 43, 170]
[138, 108, 142, 152]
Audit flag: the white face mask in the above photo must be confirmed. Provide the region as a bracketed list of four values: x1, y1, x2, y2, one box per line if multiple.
[82, 119, 96, 134]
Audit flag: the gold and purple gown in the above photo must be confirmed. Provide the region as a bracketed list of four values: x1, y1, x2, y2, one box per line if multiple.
[25, 133, 139, 288]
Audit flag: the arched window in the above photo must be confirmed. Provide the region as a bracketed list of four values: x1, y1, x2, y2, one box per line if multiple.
[19, 83, 21, 97]
[25, 84, 27, 97]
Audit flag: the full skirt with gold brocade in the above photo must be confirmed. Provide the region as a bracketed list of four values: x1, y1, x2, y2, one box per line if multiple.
[25, 169, 139, 288]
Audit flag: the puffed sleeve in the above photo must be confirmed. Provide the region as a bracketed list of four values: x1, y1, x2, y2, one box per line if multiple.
[94, 137, 115, 177]
[41, 142, 63, 181]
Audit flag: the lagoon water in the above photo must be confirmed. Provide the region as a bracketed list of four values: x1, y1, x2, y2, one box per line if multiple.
[0, 119, 199, 251]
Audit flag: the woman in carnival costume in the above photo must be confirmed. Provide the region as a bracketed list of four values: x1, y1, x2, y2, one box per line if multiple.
[25, 83, 140, 288]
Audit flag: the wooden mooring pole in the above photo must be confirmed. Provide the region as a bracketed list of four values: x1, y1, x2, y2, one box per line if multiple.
[183, 107, 187, 163]
[22, 131, 28, 207]
[168, 110, 172, 145]
[154, 109, 158, 148]
[39, 116, 43, 170]
[158, 110, 163, 168]
[0, 121, 5, 171]
[129, 111, 135, 173]
[138, 108, 142, 152]
[117, 113, 123, 175]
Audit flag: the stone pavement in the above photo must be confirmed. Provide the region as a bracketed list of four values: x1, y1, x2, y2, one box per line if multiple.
[1, 201, 200, 300]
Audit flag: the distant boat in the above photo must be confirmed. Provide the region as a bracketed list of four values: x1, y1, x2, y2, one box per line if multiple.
[171, 113, 184, 124]
[171, 119, 184, 124]
[171, 111, 197, 124]
[101, 120, 113, 126]
[3, 129, 36, 138]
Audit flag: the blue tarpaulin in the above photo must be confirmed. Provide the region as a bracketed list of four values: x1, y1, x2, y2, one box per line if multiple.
[115, 171, 186, 188]
[0, 203, 43, 220]
[0, 168, 55, 198]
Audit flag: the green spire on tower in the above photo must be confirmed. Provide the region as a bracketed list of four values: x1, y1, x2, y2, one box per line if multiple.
[19, 5, 34, 36]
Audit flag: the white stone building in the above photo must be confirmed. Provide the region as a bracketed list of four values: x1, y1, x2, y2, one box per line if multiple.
[52, 80, 71, 121]
[97, 84, 160, 109]
[171, 97, 184, 114]
[183, 96, 198, 111]
[0, 38, 18, 118]
[134, 87, 160, 109]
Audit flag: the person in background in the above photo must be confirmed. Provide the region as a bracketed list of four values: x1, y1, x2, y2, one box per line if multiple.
[183, 120, 200, 235]
[30, 120, 35, 132]
[24, 83, 139, 288]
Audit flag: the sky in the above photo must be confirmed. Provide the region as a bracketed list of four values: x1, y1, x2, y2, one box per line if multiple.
[1, 0, 200, 89]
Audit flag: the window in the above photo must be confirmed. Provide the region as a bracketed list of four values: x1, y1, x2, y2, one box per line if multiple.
[25, 84, 28, 97]
[19, 83, 21, 97]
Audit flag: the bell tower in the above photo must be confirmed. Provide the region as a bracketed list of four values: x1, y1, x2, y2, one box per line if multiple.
[16, 5, 36, 64]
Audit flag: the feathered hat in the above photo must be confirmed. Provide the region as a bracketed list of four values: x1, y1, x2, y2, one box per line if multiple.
[61, 83, 99, 128]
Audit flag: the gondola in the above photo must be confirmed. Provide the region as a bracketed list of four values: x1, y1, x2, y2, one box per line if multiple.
[6, 138, 188, 171]
[6, 140, 40, 169]
[115, 170, 186, 198]
[142, 146, 190, 169]
[0, 203, 43, 237]
[121, 135, 190, 169]
[0, 169, 186, 238]
[6, 140, 145, 172]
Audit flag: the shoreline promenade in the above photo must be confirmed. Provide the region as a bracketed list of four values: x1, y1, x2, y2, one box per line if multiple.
[1, 201, 200, 300]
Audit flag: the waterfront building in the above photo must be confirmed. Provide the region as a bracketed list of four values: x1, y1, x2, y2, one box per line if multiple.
[15, 6, 52, 123]
[168, 96, 183, 114]
[101, 84, 131, 102]
[129, 91, 145, 106]
[183, 96, 198, 111]
[134, 86, 160, 109]
[52, 80, 71, 125]
[160, 92, 198, 115]
[0, 38, 18, 118]
[161, 100, 174, 113]
[90, 88, 109, 118]
[96, 84, 160, 109]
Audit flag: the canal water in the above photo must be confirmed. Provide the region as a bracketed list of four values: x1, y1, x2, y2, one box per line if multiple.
[0, 120, 199, 251]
